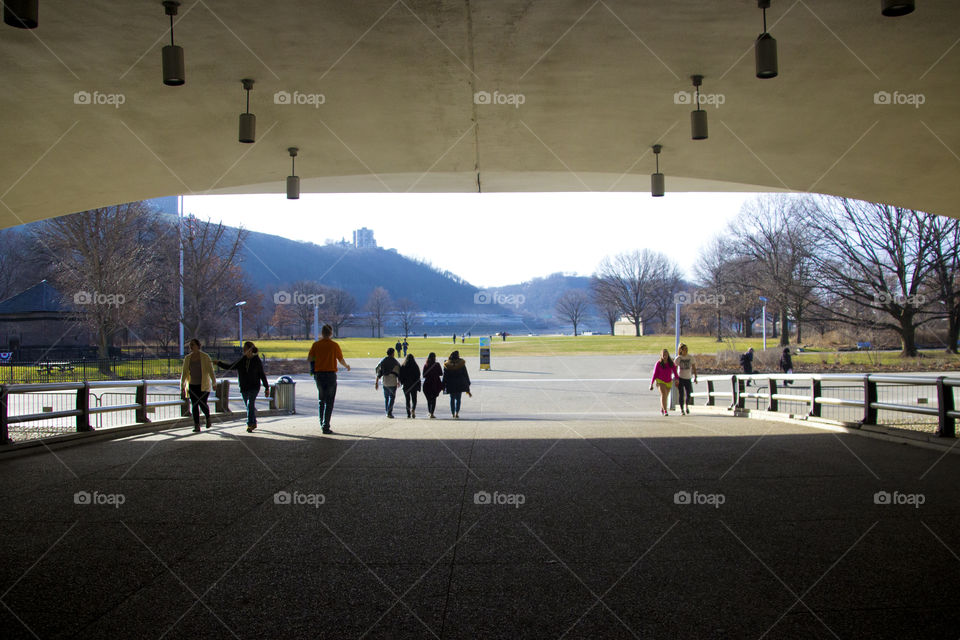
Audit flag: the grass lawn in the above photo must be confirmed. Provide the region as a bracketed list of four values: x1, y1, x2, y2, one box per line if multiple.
[248, 335, 768, 359]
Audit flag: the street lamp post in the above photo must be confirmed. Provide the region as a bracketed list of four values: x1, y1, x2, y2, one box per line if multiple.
[235, 301, 246, 343]
[758, 296, 768, 350]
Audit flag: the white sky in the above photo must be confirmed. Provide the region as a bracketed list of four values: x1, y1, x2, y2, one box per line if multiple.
[182, 192, 757, 288]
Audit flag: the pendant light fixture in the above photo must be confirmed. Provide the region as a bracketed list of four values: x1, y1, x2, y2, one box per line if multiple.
[881, 1, 914, 16]
[239, 79, 256, 143]
[651, 145, 665, 197]
[690, 75, 708, 140]
[755, 1, 778, 79]
[3, 0, 38, 28]
[286, 147, 300, 200]
[161, 1, 184, 86]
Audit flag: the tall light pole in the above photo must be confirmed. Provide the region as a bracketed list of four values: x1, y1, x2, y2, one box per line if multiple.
[178, 195, 185, 356]
[314, 302, 320, 340]
[758, 296, 768, 350]
[236, 301, 246, 343]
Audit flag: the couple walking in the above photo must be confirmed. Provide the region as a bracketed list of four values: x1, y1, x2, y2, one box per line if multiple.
[375, 349, 472, 419]
[180, 338, 269, 433]
[649, 343, 698, 416]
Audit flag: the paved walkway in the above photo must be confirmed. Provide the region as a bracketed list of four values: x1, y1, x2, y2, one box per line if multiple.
[1, 356, 959, 638]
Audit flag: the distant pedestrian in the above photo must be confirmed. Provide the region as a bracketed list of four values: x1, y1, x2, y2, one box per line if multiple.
[452, 333, 457, 344]
[442, 350, 472, 418]
[502, 331, 507, 341]
[740, 347, 755, 386]
[460, 333, 466, 343]
[395, 339, 402, 354]
[422, 352, 443, 418]
[375, 347, 401, 418]
[180, 338, 216, 432]
[402, 338, 409, 357]
[423, 333, 427, 339]
[216, 341, 269, 432]
[780, 347, 794, 386]
[649, 348, 678, 416]
[674, 343, 697, 415]
[308, 324, 351, 434]
[398, 354, 422, 418]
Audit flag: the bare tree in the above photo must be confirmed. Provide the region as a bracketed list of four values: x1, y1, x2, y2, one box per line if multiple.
[394, 298, 419, 338]
[320, 287, 357, 338]
[592, 249, 673, 337]
[693, 235, 732, 342]
[0, 228, 37, 301]
[286, 279, 325, 339]
[180, 216, 249, 344]
[34, 203, 165, 368]
[801, 196, 937, 357]
[555, 290, 591, 336]
[364, 287, 392, 339]
[649, 260, 683, 333]
[927, 215, 960, 353]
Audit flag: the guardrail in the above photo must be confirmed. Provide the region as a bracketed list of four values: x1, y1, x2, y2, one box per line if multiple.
[0, 379, 297, 445]
[691, 373, 958, 438]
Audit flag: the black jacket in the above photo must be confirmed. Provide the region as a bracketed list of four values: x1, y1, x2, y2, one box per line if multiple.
[398, 360, 422, 393]
[442, 358, 471, 394]
[218, 355, 268, 393]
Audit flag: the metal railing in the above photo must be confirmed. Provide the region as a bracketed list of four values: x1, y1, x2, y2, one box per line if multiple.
[0, 379, 296, 445]
[691, 373, 958, 438]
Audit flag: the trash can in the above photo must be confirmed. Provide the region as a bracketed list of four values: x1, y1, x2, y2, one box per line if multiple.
[272, 378, 296, 414]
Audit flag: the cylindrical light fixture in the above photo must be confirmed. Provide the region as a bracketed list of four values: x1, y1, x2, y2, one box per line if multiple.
[287, 147, 300, 200]
[3, 0, 38, 28]
[651, 144, 665, 197]
[239, 79, 256, 143]
[755, 1, 778, 79]
[690, 75, 708, 140]
[162, 1, 184, 86]
[881, 0, 915, 17]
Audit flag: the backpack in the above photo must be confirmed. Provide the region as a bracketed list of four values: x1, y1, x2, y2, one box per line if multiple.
[739, 353, 748, 366]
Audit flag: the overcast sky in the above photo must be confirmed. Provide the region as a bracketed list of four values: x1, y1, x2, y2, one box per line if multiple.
[182, 192, 757, 288]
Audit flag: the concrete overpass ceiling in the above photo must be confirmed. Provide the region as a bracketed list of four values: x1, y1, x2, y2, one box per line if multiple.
[0, 0, 957, 229]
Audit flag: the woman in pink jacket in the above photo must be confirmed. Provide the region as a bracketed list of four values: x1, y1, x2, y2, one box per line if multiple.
[649, 348, 678, 416]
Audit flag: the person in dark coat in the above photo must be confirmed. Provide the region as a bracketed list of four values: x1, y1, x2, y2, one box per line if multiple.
[442, 350, 472, 419]
[779, 347, 794, 386]
[216, 341, 269, 432]
[421, 352, 443, 418]
[398, 354, 422, 418]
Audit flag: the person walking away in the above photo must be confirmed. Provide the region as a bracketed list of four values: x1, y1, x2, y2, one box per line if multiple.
[308, 324, 351, 434]
[442, 350, 472, 418]
[398, 354, 421, 418]
[180, 338, 216, 432]
[779, 347, 794, 387]
[740, 347, 755, 386]
[216, 341, 269, 432]
[452, 333, 457, 344]
[402, 338, 409, 357]
[395, 339, 402, 355]
[674, 343, 698, 415]
[649, 348, 678, 416]
[375, 348, 401, 418]
[421, 352, 443, 418]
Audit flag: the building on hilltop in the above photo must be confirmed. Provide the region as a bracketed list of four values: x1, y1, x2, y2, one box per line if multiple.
[352, 227, 376, 249]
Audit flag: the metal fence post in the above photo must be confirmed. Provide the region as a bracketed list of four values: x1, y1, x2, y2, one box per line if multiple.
[0, 385, 9, 444]
[76, 382, 92, 432]
[863, 375, 878, 425]
[706, 380, 715, 406]
[936, 376, 956, 438]
[810, 378, 822, 417]
[768, 378, 778, 412]
[135, 380, 149, 424]
[729, 375, 742, 410]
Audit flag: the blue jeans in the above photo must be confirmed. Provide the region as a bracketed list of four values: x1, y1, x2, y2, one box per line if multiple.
[383, 385, 397, 415]
[241, 388, 259, 426]
[449, 392, 462, 415]
[314, 372, 337, 428]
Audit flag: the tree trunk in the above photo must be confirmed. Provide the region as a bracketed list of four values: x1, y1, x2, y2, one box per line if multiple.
[743, 315, 753, 337]
[572, 320, 578, 337]
[633, 318, 641, 337]
[779, 308, 790, 346]
[715, 309, 722, 342]
[608, 318, 616, 335]
[947, 313, 959, 354]
[899, 314, 918, 357]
